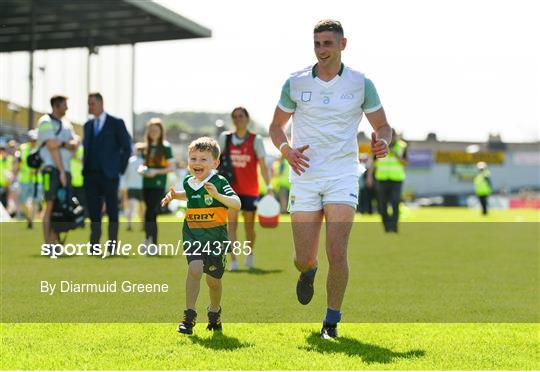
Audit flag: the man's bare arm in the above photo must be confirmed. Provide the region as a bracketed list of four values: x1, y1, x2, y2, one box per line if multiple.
[269, 107, 292, 150]
[269, 106, 310, 175]
[366, 108, 392, 158]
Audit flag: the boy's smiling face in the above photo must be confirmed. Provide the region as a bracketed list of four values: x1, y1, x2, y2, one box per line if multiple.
[188, 149, 219, 181]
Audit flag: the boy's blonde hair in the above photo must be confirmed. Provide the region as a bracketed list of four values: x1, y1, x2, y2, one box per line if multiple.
[188, 137, 221, 160]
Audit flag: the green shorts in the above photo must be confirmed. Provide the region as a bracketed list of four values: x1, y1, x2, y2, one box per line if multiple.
[184, 241, 227, 279]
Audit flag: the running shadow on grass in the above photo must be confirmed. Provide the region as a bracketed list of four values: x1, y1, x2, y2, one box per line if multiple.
[228, 268, 283, 275]
[303, 332, 425, 364]
[189, 333, 253, 351]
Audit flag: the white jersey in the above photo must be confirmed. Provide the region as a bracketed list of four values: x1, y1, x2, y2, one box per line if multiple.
[278, 64, 382, 182]
[122, 154, 144, 190]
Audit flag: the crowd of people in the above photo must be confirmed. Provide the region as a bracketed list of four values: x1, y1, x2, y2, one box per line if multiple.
[0, 96, 292, 252]
[0, 92, 492, 245]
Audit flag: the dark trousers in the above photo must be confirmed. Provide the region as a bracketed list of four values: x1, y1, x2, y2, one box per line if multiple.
[84, 172, 119, 247]
[143, 187, 164, 244]
[359, 185, 376, 214]
[478, 195, 488, 215]
[72, 186, 88, 217]
[376, 180, 403, 232]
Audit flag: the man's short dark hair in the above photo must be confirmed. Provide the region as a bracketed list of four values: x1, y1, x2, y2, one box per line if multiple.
[88, 92, 103, 102]
[314, 19, 344, 37]
[50, 95, 67, 108]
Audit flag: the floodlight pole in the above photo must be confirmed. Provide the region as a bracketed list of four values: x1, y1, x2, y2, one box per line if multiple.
[87, 48, 90, 94]
[28, 0, 36, 130]
[131, 43, 136, 136]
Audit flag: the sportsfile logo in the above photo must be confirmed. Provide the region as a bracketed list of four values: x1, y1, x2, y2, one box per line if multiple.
[40, 240, 253, 259]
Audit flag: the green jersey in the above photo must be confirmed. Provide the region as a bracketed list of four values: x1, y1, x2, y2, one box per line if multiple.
[182, 171, 237, 244]
[143, 143, 173, 189]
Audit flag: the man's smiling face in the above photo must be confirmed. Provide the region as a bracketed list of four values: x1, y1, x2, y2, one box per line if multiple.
[313, 31, 346, 69]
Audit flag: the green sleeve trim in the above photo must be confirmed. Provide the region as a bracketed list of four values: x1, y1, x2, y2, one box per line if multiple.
[217, 175, 236, 196]
[278, 79, 296, 112]
[362, 78, 383, 113]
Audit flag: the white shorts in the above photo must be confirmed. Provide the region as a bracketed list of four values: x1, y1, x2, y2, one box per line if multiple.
[288, 174, 360, 213]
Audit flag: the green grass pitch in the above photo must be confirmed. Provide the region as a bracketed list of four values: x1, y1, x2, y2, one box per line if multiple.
[1, 207, 539, 370]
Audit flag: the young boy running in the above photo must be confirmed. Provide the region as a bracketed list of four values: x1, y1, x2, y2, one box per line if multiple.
[161, 137, 241, 334]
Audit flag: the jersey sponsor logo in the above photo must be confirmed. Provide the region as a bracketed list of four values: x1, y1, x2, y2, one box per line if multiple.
[185, 207, 228, 229]
[301, 91, 312, 102]
[341, 93, 354, 100]
[204, 194, 213, 206]
[187, 212, 215, 220]
[230, 152, 252, 168]
[191, 195, 201, 199]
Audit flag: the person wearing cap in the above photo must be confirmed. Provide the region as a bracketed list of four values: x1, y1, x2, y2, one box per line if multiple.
[37, 95, 79, 244]
[474, 161, 492, 215]
[17, 129, 44, 228]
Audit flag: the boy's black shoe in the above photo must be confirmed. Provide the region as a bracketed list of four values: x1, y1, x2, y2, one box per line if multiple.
[206, 307, 222, 331]
[321, 322, 338, 339]
[296, 269, 316, 305]
[177, 309, 197, 335]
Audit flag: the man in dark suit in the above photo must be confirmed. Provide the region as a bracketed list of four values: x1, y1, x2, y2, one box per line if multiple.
[83, 92, 132, 253]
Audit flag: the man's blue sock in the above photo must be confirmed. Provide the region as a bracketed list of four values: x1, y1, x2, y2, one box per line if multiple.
[324, 308, 341, 325]
[302, 267, 317, 280]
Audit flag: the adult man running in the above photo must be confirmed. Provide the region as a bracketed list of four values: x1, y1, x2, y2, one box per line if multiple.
[269, 19, 391, 339]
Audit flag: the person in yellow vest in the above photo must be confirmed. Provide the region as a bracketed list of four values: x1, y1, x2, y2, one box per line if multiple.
[70, 144, 86, 215]
[17, 130, 44, 228]
[370, 129, 408, 232]
[0, 140, 15, 209]
[271, 156, 290, 213]
[474, 161, 492, 215]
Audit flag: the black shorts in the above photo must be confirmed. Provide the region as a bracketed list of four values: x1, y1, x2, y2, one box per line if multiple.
[238, 194, 258, 212]
[127, 188, 143, 201]
[184, 241, 227, 279]
[42, 167, 71, 201]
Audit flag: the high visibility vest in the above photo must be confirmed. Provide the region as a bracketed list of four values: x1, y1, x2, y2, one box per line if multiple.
[258, 168, 267, 195]
[272, 159, 290, 191]
[17, 143, 42, 184]
[0, 154, 14, 187]
[375, 140, 407, 182]
[71, 146, 84, 187]
[474, 170, 492, 196]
